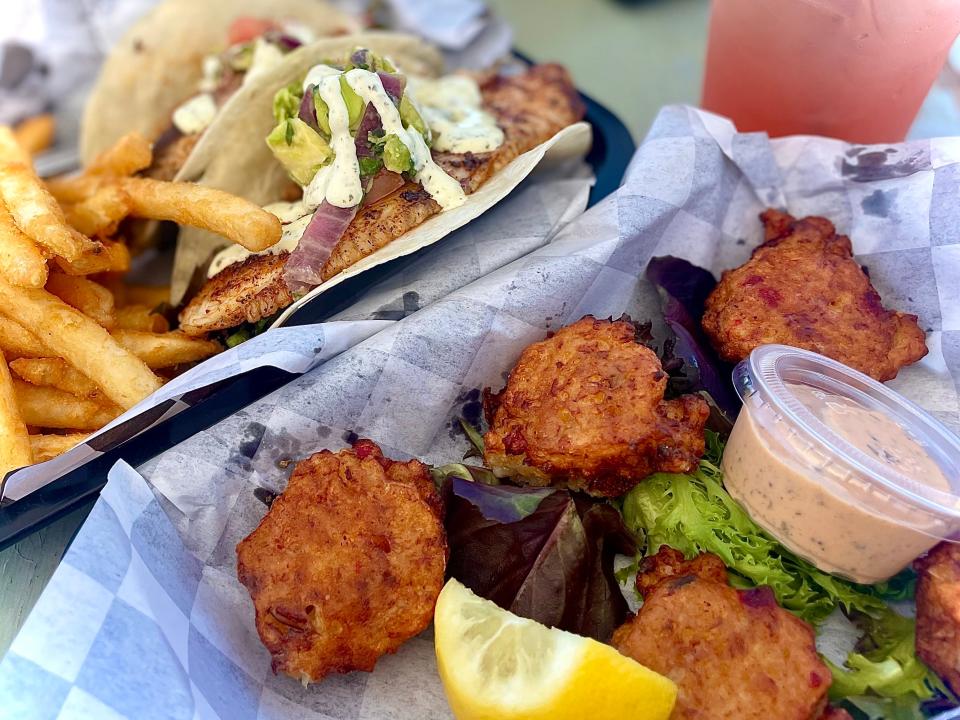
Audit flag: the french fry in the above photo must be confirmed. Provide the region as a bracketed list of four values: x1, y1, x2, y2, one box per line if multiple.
[14, 380, 121, 430]
[115, 305, 170, 333]
[0, 162, 90, 261]
[0, 126, 32, 166]
[111, 330, 222, 369]
[45, 274, 116, 329]
[0, 200, 47, 287]
[0, 350, 32, 474]
[119, 178, 281, 251]
[63, 184, 131, 237]
[123, 284, 170, 309]
[13, 115, 55, 156]
[0, 281, 162, 409]
[44, 174, 104, 204]
[54, 238, 130, 275]
[10, 357, 102, 399]
[30, 433, 88, 463]
[0, 320, 45, 358]
[86, 132, 153, 177]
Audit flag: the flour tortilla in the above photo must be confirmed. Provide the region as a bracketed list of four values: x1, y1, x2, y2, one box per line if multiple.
[79, 0, 363, 164]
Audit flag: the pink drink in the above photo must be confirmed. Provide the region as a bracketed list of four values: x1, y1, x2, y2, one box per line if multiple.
[702, 0, 960, 143]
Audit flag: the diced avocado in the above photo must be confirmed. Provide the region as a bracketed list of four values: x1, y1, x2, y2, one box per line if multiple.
[382, 134, 413, 173]
[399, 95, 428, 141]
[347, 48, 396, 73]
[265, 118, 333, 186]
[339, 76, 364, 131]
[358, 156, 383, 177]
[312, 89, 331, 136]
[273, 81, 303, 124]
[228, 42, 255, 71]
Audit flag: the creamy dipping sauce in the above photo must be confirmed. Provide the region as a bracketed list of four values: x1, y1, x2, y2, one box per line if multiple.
[723, 382, 956, 584]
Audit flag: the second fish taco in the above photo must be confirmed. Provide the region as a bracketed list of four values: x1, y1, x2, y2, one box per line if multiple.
[175, 43, 590, 337]
[80, 0, 364, 180]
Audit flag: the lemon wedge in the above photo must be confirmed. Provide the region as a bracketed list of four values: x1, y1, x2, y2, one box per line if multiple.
[434, 579, 677, 720]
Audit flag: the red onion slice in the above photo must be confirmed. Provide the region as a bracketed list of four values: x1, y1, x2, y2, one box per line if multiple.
[283, 202, 359, 291]
[298, 85, 319, 132]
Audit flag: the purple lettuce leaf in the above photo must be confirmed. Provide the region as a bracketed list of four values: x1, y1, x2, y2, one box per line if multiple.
[445, 478, 637, 642]
[645, 255, 740, 426]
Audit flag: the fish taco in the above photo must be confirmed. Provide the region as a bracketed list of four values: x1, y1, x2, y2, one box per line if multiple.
[175, 44, 591, 337]
[80, 0, 366, 179]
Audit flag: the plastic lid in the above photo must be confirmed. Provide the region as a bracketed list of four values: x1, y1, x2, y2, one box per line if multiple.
[733, 345, 960, 522]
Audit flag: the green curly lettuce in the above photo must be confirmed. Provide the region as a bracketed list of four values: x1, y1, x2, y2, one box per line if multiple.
[621, 431, 950, 716]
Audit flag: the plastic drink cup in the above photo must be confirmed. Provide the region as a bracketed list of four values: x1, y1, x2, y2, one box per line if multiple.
[701, 0, 960, 143]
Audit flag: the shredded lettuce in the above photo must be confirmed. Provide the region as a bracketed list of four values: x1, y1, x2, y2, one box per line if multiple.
[621, 431, 950, 715]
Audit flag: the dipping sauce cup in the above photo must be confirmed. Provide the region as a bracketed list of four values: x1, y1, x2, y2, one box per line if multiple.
[723, 345, 960, 584]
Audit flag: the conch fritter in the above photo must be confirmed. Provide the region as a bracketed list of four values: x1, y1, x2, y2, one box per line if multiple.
[236, 439, 447, 682]
[483, 316, 709, 497]
[915, 541, 960, 695]
[613, 547, 831, 720]
[702, 209, 927, 381]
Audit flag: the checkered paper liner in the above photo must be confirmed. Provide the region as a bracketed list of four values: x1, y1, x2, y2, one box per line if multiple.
[0, 161, 590, 504]
[6, 105, 960, 719]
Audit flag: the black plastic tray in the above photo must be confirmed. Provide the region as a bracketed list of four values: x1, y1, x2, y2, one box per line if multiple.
[0, 85, 635, 551]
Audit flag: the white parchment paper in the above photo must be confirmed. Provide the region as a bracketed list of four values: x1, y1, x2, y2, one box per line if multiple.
[4, 105, 960, 719]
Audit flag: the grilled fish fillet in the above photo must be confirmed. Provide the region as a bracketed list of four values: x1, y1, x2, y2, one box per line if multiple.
[179, 64, 585, 335]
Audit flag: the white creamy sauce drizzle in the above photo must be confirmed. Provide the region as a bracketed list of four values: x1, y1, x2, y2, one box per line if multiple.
[316, 74, 363, 208]
[208, 201, 310, 277]
[302, 63, 341, 92]
[171, 93, 218, 135]
[343, 68, 466, 210]
[244, 38, 286, 86]
[409, 75, 504, 154]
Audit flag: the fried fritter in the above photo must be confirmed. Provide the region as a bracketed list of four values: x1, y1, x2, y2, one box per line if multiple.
[482, 316, 709, 497]
[634, 545, 728, 596]
[702, 209, 927, 381]
[915, 541, 960, 694]
[612, 547, 831, 720]
[236, 439, 447, 682]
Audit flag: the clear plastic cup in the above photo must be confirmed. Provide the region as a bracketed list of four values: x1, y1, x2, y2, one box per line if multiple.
[702, 0, 960, 143]
[723, 344, 960, 584]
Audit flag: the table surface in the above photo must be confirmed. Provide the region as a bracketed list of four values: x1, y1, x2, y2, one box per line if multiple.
[0, 0, 710, 656]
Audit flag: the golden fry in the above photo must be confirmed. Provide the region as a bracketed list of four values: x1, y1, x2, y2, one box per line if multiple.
[111, 330, 221, 369]
[0, 162, 90, 261]
[45, 274, 116, 329]
[14, 380, 121, 430]
[54, 239, 130, 276]
[13, 115, 55, 156]
[85, 132, 153, 177]
[0, 127, 32, 166]
[0, 320, 45, 358]
[123, 284, 170, 309]
[0, 281, 161, 410]
[10, 357, 102, 400]
[44, 175, 103, 204]
[63, 185, 131, 237]
[0, 349, 32, 474]
[0, 200, 47, 288]
[30, 433, 88, 463]
[115, 305, 170, 333]
[119, 178, 281, 251]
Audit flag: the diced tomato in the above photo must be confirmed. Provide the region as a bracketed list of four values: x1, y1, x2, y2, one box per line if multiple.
[227, 17, 280, 46]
